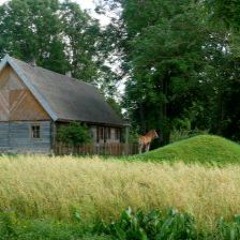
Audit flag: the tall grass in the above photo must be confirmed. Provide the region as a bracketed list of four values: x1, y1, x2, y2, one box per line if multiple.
[0, 154, 240, 230]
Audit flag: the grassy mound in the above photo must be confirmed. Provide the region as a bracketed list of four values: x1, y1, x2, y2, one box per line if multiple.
[134, 135, 240, 164]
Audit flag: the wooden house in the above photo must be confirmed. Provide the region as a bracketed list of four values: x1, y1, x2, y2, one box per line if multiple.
[0, 55, 127, 153]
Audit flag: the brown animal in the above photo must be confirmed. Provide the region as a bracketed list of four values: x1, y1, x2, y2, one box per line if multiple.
[138, 129, 159, 153]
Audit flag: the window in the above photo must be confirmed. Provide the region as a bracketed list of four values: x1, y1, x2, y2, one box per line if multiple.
[97, 127, 104, 143]
[31, 125, 40, 138]
[107, 128, 111, 139]
[115, 128, 120, 140]
[97, 127, 113, 143]
[100, 127, 104, 140]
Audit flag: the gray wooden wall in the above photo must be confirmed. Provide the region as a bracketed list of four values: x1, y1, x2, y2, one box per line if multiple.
[0, 121, 51, 153]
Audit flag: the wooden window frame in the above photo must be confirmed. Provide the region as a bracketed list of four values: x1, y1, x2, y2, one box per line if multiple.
[97, 126, 104, 143]
[31, 124, 40, 139]
[115, 128, 120, 140]
[107, 128, 111, 140]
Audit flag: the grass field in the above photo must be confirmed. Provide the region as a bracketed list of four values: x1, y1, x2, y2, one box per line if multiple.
[1, 134, 240, 239]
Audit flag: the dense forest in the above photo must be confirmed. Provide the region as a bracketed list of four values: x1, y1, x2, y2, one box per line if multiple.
[0, 0, 240, 146]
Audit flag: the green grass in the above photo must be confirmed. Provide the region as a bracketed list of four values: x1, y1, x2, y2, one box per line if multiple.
[1, 208, 240, 239]
[132, 135, 240, 164]
[0, 213, 111, 240]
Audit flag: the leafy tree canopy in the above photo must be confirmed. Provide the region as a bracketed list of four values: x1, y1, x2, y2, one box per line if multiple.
[99, 0, 240, 144]
[0, 0, 118, 94]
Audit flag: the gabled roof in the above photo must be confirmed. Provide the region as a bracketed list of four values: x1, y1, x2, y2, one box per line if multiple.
[0, 55, 125, 126]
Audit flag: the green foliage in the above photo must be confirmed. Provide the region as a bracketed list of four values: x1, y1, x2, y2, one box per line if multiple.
[3, 209, 240, 239]
[0, 0, 118, 95]
[60, 0, 101, 82]
[99, 207, 197, 240]
[0, 212, 111, 240]
[170, 118, 209, 142]
[101, 0, 240, 143]
[105, 0, 210, 145]
[57, 122, 91, 146]
[98, 208, 240, 239]
[170, 128, 209, 143]
[132, 135, 240, 165]
[216, 215, 240, 240]
[204, 0, 240, 30]
[0, 211, 17, 239]
[0, 0, 69, 74]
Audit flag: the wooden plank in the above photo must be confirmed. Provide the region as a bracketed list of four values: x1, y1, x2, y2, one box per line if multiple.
[0, 123, 9, 148]
[0, 90, 9, 121]
[0, 65, 11, 89]
[0, 65, 25, 90]
[10, 89, 50, 121]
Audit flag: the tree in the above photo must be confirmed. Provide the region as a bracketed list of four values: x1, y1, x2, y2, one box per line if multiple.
[0, 0, 114, 89]
[103, 0, 209, 145]
[100, 0, 240, 144]
[0, 0, 69, 74]
[61, 1, 100, 82]
[204, 0, 240, 30]
[199, 0, 240, 140]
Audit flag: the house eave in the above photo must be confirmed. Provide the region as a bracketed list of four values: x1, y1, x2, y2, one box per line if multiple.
[55, 118, 126, 128]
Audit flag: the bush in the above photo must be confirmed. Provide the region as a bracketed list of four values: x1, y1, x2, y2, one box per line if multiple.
[57, 122, 91, 146]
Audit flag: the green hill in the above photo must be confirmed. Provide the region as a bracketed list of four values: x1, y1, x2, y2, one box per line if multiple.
[132, 135, 240, 164]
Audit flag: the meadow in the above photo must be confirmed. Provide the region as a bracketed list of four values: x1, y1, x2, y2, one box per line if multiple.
[1, 135, 240, 239]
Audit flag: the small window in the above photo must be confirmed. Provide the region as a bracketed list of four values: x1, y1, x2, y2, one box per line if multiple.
[100, 127, 104, 140]
[107, 128, 111, 139]
[97, 127, 104, 142]
[115, 128, 120, 140]
[31, 125, 40, 139]
[97, 127, 112, 142]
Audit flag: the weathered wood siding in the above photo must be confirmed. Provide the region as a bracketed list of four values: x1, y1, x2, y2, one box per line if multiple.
[0, 123, 10, 148]
[0, 65, 50, 121]
[0, 121, 51, 152]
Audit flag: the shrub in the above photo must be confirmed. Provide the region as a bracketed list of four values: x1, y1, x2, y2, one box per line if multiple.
[57, 122, 91, 146]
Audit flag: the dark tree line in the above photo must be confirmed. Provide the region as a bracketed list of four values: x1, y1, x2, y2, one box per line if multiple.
[98, 0, 240, 145]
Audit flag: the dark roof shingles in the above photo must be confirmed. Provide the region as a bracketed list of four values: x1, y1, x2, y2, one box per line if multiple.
[9, 57, 124, 126]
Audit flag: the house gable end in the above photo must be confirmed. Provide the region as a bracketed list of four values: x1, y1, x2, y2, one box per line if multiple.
[1, 55, 58, 121]
[0, 64, 50, 121]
